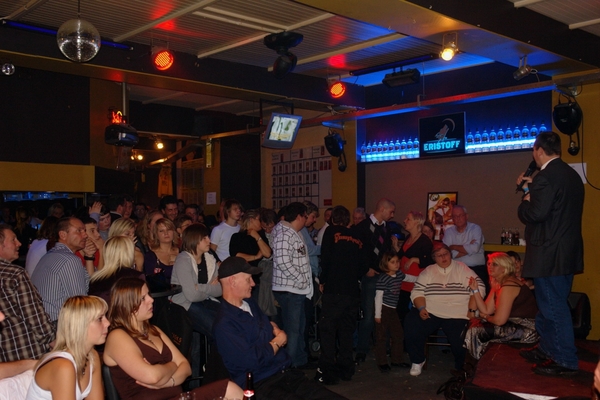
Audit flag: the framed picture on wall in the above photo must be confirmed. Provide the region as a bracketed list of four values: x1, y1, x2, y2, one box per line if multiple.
[426, 192, 458, 241]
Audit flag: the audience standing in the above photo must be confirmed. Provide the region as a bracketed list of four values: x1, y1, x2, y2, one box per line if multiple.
[317, 206, 367, 384]
[271, 202, 313, 368]
[210, 199, 242, 262]
[353, 198, 398, 364]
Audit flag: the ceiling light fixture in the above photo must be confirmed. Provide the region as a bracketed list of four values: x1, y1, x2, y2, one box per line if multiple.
[329, 80, 346, 99]
[56, 0, 101, 62]
[440, 32, 458, 61]
[513, 55, 533, 80]
[382, 68, 421, 88]
[152, 47, 175, 71]
[1, 63, 15, 76]
[264, 31, 304, 79]
[155, 139, 164, 149]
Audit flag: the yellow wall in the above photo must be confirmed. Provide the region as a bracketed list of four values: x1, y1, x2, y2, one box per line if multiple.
[0, 162, 94, 192]
[203, 139, 221, 218]
[566, 82, 600, 339]
[260, 111, 359, 227]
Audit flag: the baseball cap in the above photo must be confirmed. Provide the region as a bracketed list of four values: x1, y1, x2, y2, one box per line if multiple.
[218, 256, 262, 279]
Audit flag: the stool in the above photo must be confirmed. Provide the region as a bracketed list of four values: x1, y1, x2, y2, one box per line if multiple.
[424, 328, 450, 369]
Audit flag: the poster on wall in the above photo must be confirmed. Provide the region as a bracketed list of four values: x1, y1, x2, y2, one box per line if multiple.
[419, 112, 466, 158]
[426, 192, 458, 240]
[271, 145, 331, 209]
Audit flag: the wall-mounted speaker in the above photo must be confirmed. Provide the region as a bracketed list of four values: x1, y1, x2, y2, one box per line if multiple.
[325, 132, 344, 157]
[553, 102, 582, 136]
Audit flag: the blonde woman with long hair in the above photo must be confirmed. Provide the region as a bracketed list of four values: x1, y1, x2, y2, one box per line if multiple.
[88, 236, 145, 304]
[108, 218, 144, 271]
[26, 296, 109, 400]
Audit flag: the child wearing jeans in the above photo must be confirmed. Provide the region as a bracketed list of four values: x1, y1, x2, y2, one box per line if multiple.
[375, 251, 417, 372]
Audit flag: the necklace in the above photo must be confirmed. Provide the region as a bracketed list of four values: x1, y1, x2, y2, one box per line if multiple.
[141, 330, 155, 346]
[81, 358, 88, 376]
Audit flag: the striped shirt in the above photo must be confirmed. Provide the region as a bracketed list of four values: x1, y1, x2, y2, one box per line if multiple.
[31, 243, 89, 322]
[410, 260, 485, 320]
[0, 259, 55, 361]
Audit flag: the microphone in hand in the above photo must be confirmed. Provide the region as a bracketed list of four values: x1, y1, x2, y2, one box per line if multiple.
[516, 160, 538, 193]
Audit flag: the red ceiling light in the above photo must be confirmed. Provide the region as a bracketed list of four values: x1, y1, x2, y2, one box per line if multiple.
[152, 47, 174, 71]
[329, 81, 346, 98]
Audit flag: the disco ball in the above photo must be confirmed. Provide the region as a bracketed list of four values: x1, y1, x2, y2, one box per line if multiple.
[1, 63, 15, 76]
[57, 18, 101, 62]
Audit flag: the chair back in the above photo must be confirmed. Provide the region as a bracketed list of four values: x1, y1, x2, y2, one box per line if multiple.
[151, 301, 194, 359]
[102, 364, 121, 400]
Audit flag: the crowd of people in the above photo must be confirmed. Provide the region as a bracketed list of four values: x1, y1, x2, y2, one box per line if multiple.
[0, 132, 593, 399]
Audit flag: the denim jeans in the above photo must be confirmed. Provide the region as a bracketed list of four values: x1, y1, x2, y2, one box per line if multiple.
[187, 299, 221, 339]
[356, 275, 377, 355]
[273, 291, 307, 367]
[534, 274, 579, 370]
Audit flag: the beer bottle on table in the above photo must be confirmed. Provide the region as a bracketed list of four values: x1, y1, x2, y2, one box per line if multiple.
[244, 371, 255, 399]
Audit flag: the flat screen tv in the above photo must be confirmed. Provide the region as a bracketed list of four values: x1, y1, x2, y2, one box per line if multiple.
[262, 113, 302, 149]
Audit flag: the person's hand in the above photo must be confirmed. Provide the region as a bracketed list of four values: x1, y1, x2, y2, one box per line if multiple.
[419, 308, 430, 320]
[468, 276, 478, 291]
[375, 317, 381, 324]
[516, 173, 532, 189]
[83, 239, 97, 258]
[89, 201, 102, 215]
[366, 268, 379, 278]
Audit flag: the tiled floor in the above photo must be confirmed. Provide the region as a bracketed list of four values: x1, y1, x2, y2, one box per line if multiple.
[321, 348, 456, 400]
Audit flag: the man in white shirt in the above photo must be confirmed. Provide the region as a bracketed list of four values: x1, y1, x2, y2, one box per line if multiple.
[210, 199, 242, 261]
[442, 205, 487, 292]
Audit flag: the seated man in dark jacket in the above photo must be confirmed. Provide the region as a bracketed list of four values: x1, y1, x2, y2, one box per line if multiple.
[213, 257, 347, 400]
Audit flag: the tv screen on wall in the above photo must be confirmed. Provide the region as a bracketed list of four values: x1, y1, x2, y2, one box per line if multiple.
[262, 113, 302, 149]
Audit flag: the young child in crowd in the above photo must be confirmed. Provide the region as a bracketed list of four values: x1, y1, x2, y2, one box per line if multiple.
[374, 251, 417, 372]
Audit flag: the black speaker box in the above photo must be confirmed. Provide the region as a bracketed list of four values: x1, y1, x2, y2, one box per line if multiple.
[552, 102, 582, 135]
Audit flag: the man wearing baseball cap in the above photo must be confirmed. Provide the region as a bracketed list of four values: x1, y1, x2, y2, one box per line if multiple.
[213, 257, 346, 400]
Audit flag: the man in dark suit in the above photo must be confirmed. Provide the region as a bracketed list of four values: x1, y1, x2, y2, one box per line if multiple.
[353, 198, 398, 363]
[516, 131, 584, 377]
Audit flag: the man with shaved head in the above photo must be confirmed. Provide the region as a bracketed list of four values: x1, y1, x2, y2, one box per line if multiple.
[353, 198, 399, 364]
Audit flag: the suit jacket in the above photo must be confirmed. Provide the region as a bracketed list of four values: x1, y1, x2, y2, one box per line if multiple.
[354, 216, 393, 273]
[518, 158, 584, 277]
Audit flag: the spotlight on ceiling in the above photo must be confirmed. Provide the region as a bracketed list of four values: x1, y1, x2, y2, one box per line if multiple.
[152, 47, 175, 71]
[440, 32, 458, 61]
[513, 55, 532, 80]
[264, 31, 303, 78]
[155, 139, 164, 150]
[329, 81, 346, 99]
[56, 0, 101, 62]
[382, 69, 421, 88]
[1, 63, 15, 76]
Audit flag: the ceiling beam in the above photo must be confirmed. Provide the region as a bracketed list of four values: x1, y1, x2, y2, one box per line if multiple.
[512, 0, 546, 8]
[268, 33, 407, 71]
[195, 12, 334, 59]
[2, 0, 51, 19]
[569, 18, 600, 30]
[113, 0, 218, 42]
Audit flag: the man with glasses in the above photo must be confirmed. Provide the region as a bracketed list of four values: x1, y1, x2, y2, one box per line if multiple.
[442, 205, 487, 293]
[31, 217, 90, 323]
[271, 202, 313, 368]
[404, 242, 484, 376]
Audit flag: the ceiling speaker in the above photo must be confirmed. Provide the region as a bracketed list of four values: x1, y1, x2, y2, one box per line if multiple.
[553, 102, 582, 136]
[325, 132, 344, 157]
